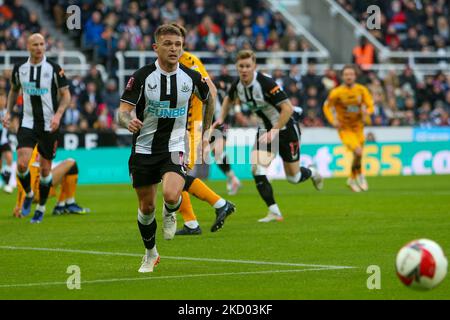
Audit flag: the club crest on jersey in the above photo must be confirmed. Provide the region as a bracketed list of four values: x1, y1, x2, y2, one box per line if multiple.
[181, 83, 190, 93]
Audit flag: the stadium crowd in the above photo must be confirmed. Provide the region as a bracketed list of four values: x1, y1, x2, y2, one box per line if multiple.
[40, 0, 313, 71]
[339, 0, 449, 52]
[0, 0, 449, 133]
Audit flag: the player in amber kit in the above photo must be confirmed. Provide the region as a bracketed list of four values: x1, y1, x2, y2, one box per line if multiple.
[14, 146, 89, 219]
[173, 23, 235, 236]
[322, 65, 374, 192]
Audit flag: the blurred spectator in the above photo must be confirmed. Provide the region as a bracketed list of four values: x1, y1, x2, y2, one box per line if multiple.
[402, 27, 421, 51]
[64, 97, 81, 132]
[302, 63, 324, 92]
[83, 11, 105, 50]
[265, 42, 284, 68]
[252, 15, 269, 42]
[80, 101, 99, 130]
[102, 78, 120, 116]
[79, 82, 103, 111]
[84, 65, 105, 94]
[161, 1, 179, 23]
[352, 37, 376, 70]
[270, 11, 286, 36]
[97, 26, 118, 70]
[197, 15, 222, 51]
[11, 0, 29, 27]
[303, 109, 324, 127]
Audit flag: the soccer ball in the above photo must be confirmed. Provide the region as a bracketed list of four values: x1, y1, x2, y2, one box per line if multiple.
[396, 239, 448, 290]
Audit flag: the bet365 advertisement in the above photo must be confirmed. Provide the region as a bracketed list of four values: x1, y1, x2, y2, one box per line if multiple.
[50, 140, 450, 184]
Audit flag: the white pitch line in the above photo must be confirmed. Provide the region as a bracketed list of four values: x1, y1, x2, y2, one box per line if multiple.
[0, 267, 344, 289]
[0, 246, 356, 269]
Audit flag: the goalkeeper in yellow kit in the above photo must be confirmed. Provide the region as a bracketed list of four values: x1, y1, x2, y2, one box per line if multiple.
[322, 65, 374, 192]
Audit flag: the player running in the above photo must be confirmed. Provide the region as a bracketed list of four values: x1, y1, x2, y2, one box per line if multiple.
[3, 33, 71, 223]
[214, 50, 323, 223]
[322, 65, 374, 192]
[13, 147, 89, 219]
[118, 24, 214, 273]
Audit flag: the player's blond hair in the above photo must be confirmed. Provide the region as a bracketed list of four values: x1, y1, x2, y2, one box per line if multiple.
[170, 23, 186, 39]
[236, 50, 256, 63]
[154, 24, 182, 42]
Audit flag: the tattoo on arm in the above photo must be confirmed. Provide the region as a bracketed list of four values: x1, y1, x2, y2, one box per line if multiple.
[202, 93, 215, 132]
[118, 110, 133, 128]
[56, 88, 70, 117]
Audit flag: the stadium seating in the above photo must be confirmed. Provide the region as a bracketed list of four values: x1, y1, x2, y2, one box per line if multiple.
[0, 0, 449, 132]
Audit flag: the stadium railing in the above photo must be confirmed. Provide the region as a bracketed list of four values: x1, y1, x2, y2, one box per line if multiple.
[0, 50, 108, 82]
[265, 0, 331, 56]
[115, 51, 330, 93]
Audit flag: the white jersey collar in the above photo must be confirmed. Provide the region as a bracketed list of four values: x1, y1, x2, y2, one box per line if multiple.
[28, 55, 47, 66]
[155, 60, 179, 76]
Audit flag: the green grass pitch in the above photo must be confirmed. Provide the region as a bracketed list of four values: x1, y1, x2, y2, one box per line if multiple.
[0, 175, 449, 299]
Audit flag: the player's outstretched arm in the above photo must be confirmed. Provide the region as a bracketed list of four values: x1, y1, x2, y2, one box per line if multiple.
[118, 101, 143, 133]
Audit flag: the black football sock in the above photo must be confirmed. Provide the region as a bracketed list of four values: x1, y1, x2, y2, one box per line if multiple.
[39, 174, 53, 206]
[17, 169, 32, 194]
[138, 219, 157, 249]
[218, 154, 231, 175]
[253, 175, 276, 207]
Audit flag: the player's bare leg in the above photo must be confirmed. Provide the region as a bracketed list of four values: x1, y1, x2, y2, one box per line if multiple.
[51, 159, 89, 215]
[284, 161, 323, 191]
[136, 184, 160, 273]
[16, 147, 35, 216]
[353, 147, 368, 191]
[161, 172, 184, 240]
[347, 147, 363, 192]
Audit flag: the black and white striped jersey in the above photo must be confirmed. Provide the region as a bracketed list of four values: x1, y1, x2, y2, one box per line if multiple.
[11, 56, 68, 132]
[228, 71, 295, 130]
[120, 61, 209, 155]
[0, 109, 9, 146]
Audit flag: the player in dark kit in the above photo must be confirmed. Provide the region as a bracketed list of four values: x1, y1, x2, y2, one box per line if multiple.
[3, 33, 70, 223]
[118, 25, 214, 273]
[214, 50, 324, 222]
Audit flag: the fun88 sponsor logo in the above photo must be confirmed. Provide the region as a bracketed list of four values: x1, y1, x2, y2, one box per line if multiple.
[23, 82, 49, 96]
[146, 100, 186, 118]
